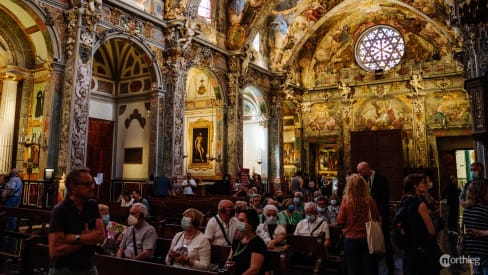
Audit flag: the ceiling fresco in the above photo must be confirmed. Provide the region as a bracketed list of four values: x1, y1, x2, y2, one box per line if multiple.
[229, 0, 459, 89]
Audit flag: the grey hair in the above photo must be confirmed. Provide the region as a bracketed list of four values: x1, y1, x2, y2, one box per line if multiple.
[131, 203, 148, 218]
[263, 204, 278, 216]
[304, 202, 317, 211]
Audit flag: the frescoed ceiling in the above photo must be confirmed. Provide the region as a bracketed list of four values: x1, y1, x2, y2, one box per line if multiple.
[226, 0, 460, 89]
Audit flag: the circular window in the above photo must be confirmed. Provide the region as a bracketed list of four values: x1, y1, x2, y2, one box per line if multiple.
[355, 25, 405, 72]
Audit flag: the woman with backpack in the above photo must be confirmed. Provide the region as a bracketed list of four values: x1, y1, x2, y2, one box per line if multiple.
[400, 174, 441, 275]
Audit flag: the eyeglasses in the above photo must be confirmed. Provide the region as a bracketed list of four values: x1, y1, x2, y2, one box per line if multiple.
[79, 181, 95, 186]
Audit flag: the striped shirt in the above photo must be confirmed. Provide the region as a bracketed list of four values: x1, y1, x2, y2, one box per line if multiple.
[463, 204, 488, 257]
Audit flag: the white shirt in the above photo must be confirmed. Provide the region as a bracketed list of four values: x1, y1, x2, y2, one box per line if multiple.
[204, 215, 237, 246]
[256, 223, 286, 246]
[165, 231, 211, 270]
[181, 179, 197, 195]
[294, 217, 330, 239]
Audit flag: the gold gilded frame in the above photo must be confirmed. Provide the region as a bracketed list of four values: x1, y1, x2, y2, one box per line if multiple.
[189, 118, 213, 169]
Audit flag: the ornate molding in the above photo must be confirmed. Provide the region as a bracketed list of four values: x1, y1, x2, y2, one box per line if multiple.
[125, 109, 146, 129]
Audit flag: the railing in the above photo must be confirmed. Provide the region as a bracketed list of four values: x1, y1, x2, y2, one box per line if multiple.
[21, 179, 57, 209]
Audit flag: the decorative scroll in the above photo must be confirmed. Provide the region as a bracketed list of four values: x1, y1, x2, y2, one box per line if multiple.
[125, 109, 146, 129]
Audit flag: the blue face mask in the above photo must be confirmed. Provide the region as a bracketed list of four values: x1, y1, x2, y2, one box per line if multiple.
[102, 214, 110, 225]
[237, 221, 247, 232]
[471, 171, 480, 180]
[287, 205, 295, 212]
[306, 215, 316, 222]
[181, 216, 192, 230]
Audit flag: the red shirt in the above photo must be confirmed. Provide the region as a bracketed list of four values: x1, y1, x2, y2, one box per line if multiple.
[337, 198, 381, 239]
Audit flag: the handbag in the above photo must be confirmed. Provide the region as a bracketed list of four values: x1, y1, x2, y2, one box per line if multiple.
[456, 221, 466, 256]
[365, 207, 385, 254]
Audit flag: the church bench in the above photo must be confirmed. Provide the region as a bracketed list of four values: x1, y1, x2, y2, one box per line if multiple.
[95, 254, 232, 275]
[20, 239, 50, 274]
[285, 234, 326, 274]
[0, 206, 51, 235]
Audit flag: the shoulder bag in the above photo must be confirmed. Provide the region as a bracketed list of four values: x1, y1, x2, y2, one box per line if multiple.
[366, 206, 385, 254]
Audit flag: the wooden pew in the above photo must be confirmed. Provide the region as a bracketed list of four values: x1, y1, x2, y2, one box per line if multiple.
[325, 225, 346, 275]
[0, 206, 51, 234]
[285, 234, 326, 275]
[95, 254, 231, 275]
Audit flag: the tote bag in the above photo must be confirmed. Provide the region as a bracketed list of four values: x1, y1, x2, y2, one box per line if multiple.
[366, 207, 385, 254]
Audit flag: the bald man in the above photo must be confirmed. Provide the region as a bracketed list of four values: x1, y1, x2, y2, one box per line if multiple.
[204, 200, 237, 246]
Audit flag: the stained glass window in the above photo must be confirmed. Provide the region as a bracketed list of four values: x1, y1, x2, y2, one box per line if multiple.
[355, 25, 405, 72]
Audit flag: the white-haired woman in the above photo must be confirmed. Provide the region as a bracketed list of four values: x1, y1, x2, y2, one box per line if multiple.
[256, 204, 286, 249]
[294, 202, 331, 248]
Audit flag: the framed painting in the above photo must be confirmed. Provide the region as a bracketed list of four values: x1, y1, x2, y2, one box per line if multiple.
[189, 119, 212, 168]
[32, 82, 47, 119]
[318, 144, 338, 173]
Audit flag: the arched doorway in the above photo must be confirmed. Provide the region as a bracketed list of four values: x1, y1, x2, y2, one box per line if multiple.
[89, 36, 159, 200]
[242, 86, 269, 187]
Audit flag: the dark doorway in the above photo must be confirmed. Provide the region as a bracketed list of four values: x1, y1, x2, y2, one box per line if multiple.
[87, 118, 114, 201]
[351, 130, 404, 201]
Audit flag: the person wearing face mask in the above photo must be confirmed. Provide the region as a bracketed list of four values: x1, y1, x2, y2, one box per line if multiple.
[294, 202, 331, 248]
[460, 162, 486, 208]
[116, 203, 157, 261]
[278, 199, 302, 225]
[166, 208, 211, 270]
[316, 196, 329, 220]
[228, 208, 269, 275]
[205, 200, 238, 246]
[420, 173, 443, 233]
[292, 191, 305, 217]
[274, 190, 286, 211]
[97, 204, 125, 256]
[256, 205, 286, 250]
[326, 194, 340, 225]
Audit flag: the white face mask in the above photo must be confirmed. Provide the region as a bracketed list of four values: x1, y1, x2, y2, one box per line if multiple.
[127, 214, 138, 226]
[317, 206, 326, 213]
[330, 200, 337, 205]
[266, 215, 277, 224]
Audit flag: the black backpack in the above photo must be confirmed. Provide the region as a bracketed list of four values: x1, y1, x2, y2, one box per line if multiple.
[392, 198, 412, 250]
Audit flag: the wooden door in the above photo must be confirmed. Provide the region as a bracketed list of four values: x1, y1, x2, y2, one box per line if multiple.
[87, 118, 114, 202]
[351, 130, 403, 201]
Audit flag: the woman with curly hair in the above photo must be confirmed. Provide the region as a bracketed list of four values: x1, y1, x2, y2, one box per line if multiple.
[337, 174, 380, 275]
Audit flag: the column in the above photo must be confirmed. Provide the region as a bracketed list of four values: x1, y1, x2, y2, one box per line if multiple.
[226, 56, 243, 177]
[0, 77, 19, 174]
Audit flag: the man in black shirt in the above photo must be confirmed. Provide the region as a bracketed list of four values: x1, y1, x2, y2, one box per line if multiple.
[48, 167, 105, 274]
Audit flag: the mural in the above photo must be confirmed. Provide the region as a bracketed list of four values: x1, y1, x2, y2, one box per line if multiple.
[186, 67, 222, 102]
[354, 96, 410, 131]
[318, 144, 338, 172]
[303, 101, 341, 136]
[425, 91, 472, 128]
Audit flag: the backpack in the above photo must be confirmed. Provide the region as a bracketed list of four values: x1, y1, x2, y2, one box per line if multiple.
[392, 199, 412, 250]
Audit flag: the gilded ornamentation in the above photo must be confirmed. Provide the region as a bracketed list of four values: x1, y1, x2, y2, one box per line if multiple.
[411, 97, 428, 167]
[64, 9, 78, 57]
[434, 77, 452, 90]
[143, 21, 154, 38]
[124, 20, 141, 36]
[110, 8, 121, 25]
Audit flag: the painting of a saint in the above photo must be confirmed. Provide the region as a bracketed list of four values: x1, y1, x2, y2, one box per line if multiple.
[192, 128, 208, 164]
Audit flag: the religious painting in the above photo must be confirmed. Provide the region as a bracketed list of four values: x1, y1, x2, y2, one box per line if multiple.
[32, 82, 46, 119]
[186, 67, 222, 101]
[303, 101, 340, 136]
[425, 91, 472, 129]
[354, 96, 410, 131]
[283, 143, 294, 165]
[189, 119, 213, 168]
[318, 144, 338, 173]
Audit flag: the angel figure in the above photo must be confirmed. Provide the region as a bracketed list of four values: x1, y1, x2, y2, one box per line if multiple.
[178, 20, 199, 50]
[88, 0, 102, 12]
[338, 81, 352, 100]
[241, 45, 255, 74]
[409, 73, 424, 95]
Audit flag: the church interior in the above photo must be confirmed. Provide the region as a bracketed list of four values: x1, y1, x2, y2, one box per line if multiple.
[0, 0, 487, 272]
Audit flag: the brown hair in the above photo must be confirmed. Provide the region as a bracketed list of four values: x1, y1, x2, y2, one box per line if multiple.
[342, 173, 370, 211]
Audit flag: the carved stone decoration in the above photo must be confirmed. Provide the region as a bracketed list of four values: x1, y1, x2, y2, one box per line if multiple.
[64, 9, 78, 57]
[125, 109, 146, 129]
[411, 97, 428, 167]
[119, 105, 127, 115]
[110, 8, 121, 25]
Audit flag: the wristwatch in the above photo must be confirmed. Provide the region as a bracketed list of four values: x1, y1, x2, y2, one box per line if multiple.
[75, 234, 81, 242]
